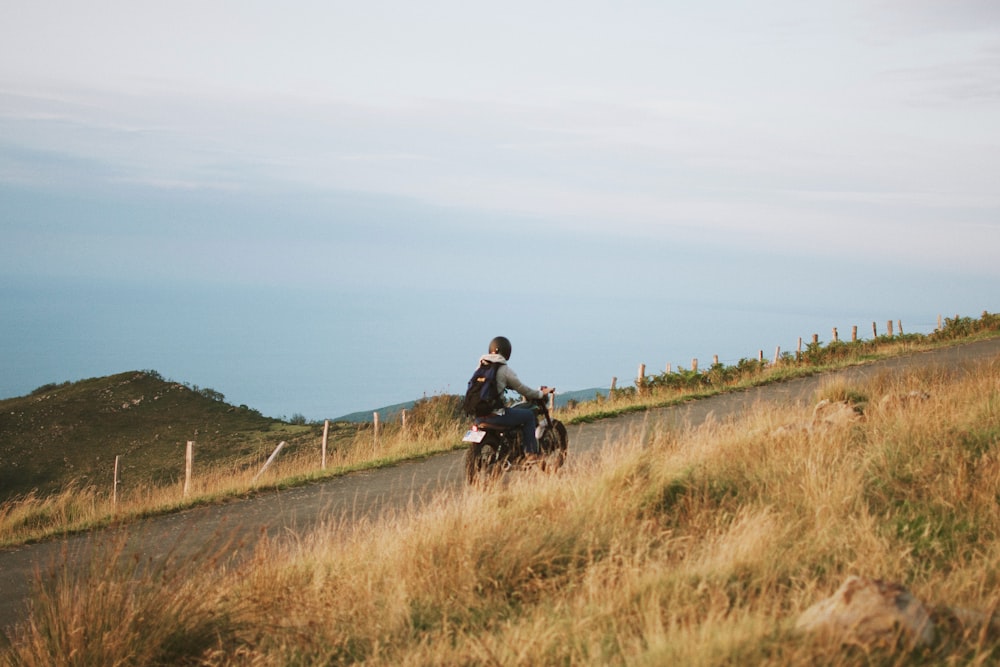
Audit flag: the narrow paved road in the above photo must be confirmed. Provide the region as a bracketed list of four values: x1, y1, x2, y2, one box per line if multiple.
[2, 338, 999, 635]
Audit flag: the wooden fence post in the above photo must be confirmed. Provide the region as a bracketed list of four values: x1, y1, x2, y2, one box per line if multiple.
[321, 420, 329, 470]
[691, 358, 698, 373]
[872, 322, 878, 338]
[757, 350, 763, 363]
[898, 320, 903, 336]
[832, 327, 838, 342]
[713, 354, 719, 366]
[665, 363, 671, 374]
[937, 314, 942, 331]
[113, 455, 120, 508]
[253, 441, 286, 483]
[184, 441, 193, 497]
[637, 364, 646, 394]
[401, 409, 408, 433]
[797, 337, 803, 360]
[812, 334, 819, 346]
[887, 320, 894, 337]
[373, 412, 380, 450]
[852, 325, 858, 342]
[773, 346, 781, 365]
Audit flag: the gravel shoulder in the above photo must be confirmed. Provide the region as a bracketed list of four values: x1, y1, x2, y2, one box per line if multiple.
[2, 338, 999, 634]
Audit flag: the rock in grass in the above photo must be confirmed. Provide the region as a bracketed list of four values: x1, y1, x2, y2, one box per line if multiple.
[795, 576, 934, 648]
[811, 399, 862, 429]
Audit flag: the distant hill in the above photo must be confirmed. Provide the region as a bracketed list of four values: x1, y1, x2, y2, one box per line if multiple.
[335, 388, 609, 423]
[557, 387, 610, 406]
[0, 371, 325, 501]
[335, 400, 416, 424]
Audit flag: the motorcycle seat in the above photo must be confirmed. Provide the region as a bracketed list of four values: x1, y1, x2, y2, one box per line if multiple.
[472, 421, 508, 431]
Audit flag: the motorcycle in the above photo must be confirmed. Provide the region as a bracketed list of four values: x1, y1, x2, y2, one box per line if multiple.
[462, 397, 568, 485]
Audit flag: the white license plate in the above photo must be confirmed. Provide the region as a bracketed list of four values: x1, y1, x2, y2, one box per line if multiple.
[462, 429, 486, 443]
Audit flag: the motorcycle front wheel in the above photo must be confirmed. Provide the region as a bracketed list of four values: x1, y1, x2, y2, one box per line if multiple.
[539, 420, 569, 473]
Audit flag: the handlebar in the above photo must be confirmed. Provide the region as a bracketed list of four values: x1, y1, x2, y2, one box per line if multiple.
[532, 395, 552, 417]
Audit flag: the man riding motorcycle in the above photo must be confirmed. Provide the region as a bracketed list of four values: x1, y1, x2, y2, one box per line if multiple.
[473, 336, 555, 464]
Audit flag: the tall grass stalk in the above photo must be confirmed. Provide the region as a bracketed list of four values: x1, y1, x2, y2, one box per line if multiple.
[5, 359, 1000, 664]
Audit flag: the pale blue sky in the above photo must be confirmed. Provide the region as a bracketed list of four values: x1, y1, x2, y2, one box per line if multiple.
[1, 1, 998, 419]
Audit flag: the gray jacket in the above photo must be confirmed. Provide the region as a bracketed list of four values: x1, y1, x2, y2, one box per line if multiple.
[479, 353, 544, 405]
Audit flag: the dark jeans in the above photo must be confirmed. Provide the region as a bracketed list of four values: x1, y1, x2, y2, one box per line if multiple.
[477, 406, 539, 454]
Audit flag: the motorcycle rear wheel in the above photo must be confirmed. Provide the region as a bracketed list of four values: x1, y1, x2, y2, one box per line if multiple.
[465, 439, 504, 485]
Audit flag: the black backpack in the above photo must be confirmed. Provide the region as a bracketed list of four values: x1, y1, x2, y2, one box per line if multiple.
[462, 361, 503, 417]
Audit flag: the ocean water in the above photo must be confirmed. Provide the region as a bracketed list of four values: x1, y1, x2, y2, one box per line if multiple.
[0, 273, 961, 422]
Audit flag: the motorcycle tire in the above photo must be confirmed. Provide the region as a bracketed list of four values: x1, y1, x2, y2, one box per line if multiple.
[465, 436, 506, 485]
[539, 419, 569, 473]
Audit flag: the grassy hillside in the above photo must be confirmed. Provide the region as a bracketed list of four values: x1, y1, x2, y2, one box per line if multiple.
[5, 348, 1000, 664]
[0, 371, 335, 501]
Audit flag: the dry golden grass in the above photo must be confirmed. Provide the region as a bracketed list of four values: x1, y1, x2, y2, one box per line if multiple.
[4, 358, 1000, 665]
[0, 407, 466, 547]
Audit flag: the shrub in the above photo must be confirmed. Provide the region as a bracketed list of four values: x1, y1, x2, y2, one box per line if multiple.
[199, 387, 226, 402]
[930, 311, 1000, 342]
[406, 394, 463, 429]
[29, 382, 68, 396]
